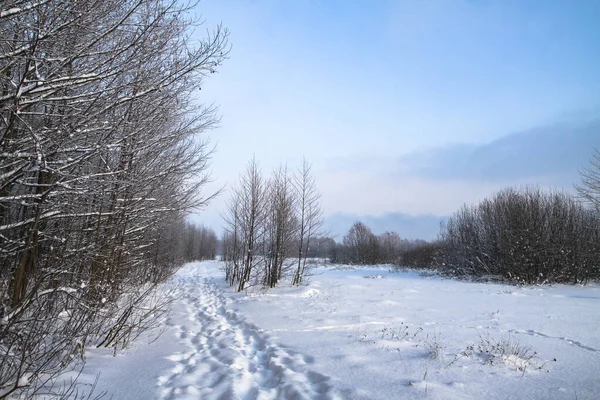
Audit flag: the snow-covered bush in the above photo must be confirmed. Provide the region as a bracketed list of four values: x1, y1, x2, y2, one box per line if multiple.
[470, 334, 538, 374]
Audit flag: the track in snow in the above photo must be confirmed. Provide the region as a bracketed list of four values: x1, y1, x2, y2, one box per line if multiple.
[508, 329, 600, 353]
[157, 274, 341, 400]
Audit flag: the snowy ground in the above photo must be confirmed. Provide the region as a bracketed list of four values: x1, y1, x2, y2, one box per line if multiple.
[75, 261, 600, 399]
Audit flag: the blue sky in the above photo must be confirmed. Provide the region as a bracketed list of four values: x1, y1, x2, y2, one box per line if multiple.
[190, 0, 600, 239]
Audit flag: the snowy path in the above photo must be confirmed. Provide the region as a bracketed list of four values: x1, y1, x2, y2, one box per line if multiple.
[157, 272, 342, 400]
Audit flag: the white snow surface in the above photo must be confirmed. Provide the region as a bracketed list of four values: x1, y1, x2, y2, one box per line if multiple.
[74, 261, 600, 399]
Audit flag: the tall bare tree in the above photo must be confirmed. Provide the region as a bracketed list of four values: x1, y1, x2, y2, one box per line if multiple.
[263, 165, 297, 288]
[230, 157, 266, 291]
[292, 158, 323, 285]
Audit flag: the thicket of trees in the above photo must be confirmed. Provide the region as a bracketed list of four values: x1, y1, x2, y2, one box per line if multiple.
[0, 1, 227, 397]
[222, 158, 323, 290]
[259, 149, 600, 288]
[437, 187, 600, 283]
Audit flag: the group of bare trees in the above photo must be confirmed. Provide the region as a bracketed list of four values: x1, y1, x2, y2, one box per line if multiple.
[340, 222, 380, 264]
[437, 187, 600, 284]
[329, 222, 430, 266]
[222, 158, 323, 291]
[0, 0, 227, 397]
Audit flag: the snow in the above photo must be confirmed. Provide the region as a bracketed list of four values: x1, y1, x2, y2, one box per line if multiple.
[73, 261, 600, 399]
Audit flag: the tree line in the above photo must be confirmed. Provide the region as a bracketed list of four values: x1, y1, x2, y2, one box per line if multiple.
[0, 1, 226, 397]
[324, 222, 430, 266]
[222, 158, 323, 291]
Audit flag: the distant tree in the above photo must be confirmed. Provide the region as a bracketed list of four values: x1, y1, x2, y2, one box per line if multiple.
[184, 223, 218, 261]
[343, 222, 379, 265]
[377, 231, 403, 264]
[306, 237, 337, 260]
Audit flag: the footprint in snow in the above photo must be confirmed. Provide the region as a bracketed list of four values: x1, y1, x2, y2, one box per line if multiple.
[157, 276, 343, 400]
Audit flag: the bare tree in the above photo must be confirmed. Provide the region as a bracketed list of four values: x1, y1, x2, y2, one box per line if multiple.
[342, 221, 379, 265]
[229, 157, 267, 291]
[378, 231, 403, 264]
[292, 158, 323, 285]
[263, 165, 297, 288]
[183, 223, 218, 261]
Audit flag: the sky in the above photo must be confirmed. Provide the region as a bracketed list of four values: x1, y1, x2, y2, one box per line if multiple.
[188, 0, 600, 240]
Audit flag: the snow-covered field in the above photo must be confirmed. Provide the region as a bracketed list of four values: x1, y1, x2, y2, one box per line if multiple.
[76, 261, 600, 399]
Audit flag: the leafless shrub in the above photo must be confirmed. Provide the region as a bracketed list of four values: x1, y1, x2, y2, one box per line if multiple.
[420, 332, 445, 360]
[379, 323, 423, 342]
[399, 242, 440, 270]
[444, 333, 538, 375]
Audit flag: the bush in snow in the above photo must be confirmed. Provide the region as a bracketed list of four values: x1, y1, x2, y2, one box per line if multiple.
[398, 241, 440, 270]
[420, 332, 445, 360]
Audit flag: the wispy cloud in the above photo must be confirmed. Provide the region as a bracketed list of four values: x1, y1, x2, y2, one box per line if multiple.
[315, 119, 599, 238]
[399, 119, 599, 185]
